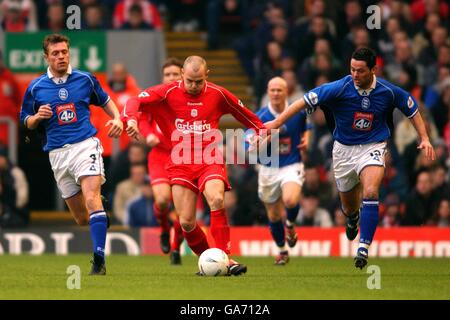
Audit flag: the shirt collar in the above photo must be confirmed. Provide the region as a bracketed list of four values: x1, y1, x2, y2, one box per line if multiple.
[47, 65, 72, 84]
[354, 75, 376, 96]
[268, 101, 288, 117]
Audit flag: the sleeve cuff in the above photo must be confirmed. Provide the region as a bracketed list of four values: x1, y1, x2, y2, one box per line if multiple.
[100, 96, 111, 107]
[407, 108, 419, 119]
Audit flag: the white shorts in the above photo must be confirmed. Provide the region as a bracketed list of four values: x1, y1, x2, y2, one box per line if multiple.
[257, 162, 305, 204]
[49, 137, 106, 199]
[332, 140, 387, 193]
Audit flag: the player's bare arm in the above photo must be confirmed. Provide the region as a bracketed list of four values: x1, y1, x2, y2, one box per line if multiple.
[103, 99, 123, 138]
[265, 98, 307, 130]
[25, 104, 53, 130]
[409, 112, 436, 161]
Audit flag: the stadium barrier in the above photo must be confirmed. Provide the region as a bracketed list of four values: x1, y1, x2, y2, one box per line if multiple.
[0, 227, 449, 257]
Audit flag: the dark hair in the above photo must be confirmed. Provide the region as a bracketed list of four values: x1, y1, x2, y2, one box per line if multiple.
[129, 4, 142, 15]
[351, 47, 377, 69]
[43, 34, 70, 55]
[162, 57, 183, 71]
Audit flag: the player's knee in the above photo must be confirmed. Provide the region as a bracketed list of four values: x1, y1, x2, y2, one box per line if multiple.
[84, 193, 101, 211]
[180, 220, 196, 232]
[283, 198, 299, 209]
[363, 186, 379, 200]
[155, 199, 170, 211]
[208, 194, 224, 211]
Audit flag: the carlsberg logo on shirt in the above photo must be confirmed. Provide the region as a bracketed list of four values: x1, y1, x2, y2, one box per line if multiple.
[175, 119, 211, 134]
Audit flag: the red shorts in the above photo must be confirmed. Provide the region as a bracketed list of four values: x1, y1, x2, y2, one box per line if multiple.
[148, 147, 171, 186]
[167, 162, 231, 193]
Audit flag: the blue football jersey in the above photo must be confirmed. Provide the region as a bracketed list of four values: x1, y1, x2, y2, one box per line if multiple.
[20, 68, 110, 151]
[252, 104, 310, 167]
[303, 75, 418, 145]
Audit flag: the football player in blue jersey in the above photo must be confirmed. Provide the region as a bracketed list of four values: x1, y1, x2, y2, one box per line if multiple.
[20, 34, 123, 275]
[253, 77, 311, 265]
[264, 48, 435, 269]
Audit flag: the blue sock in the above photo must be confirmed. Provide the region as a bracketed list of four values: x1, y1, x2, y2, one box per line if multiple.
[89, 210, 108, 260]
[286, 204, 300, 225]
[269, 220, 285, 247]
[359, 199, 379, 246]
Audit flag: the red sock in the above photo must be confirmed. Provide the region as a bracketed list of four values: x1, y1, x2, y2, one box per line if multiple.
[153, 203, 171, 233]
[210, 208, 231, 254]
[182, 223, 209, 256]
[170, 216, 184, 251]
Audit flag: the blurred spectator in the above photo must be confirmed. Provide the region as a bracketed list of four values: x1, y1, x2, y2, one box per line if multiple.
[335, 0, 364, 39]
[167, 0, 204, 32]
[260, 69, 304, 106]
[93, 62, 140, 182]
[395, 103, 439, 158]
[380, 193, 402, 227]
[402, 169, 440, 226]
[417, 26, 448, 74]
[113, 0, 162, 30]
[294, 0, 336, 42]
[431, 164, 450, 198]
[433, 198, 450, 227]
[224, 188, 238, 225]
[379, 149, 409, 201]
[296, 15, 336, 63]
[120, 3, 154, 30]
[302, 164, 333, 210]
[341, 25, 371, 66]
[0, 145, 29, 228]
[207, 0, 249, 50]
[82, 3, 109, 29]
[125, 175, 158, 227]
[0, 50, 21, 148]
[45, 2, 65, 32]
[308, 107, 333, 167]
[0, 0, 38, 32]
[384, 40, 417, 87]
[423, 44, 450, 88]
[410, 0, 449, 25]
[108, 141, 147, 197]
[412, 13, 441, 58]
[113, 162, 147, 224]
[296, 190, 332, 227]
[333, 206, 346, 227]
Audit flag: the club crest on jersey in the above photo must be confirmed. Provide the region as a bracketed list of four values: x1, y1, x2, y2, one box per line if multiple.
[58, 88, 68, 100]
[138, 91, 150, 97]
[361, 97, 370, 109]
[191, 109, 198, 117]
[408, 96, 414, 109]
[308, 92, 318, 105]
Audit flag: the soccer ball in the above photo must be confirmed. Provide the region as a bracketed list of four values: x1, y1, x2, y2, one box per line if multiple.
[198, 248, 229, 276]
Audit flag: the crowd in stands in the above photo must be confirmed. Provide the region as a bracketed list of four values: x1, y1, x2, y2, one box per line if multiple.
[0, 0, 449, 228]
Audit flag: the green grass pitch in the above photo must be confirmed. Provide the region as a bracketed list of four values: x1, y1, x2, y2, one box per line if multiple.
[0, 255, 449, 300]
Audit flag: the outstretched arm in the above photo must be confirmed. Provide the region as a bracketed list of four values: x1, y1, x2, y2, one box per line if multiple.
[103, 99, 123, 138]
[409, 112, 435, 161]
[265, 98, 307, 130]
[122, 93, 162, 139]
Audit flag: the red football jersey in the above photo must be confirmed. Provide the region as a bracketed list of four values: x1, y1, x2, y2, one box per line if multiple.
[123, 80, 265, 162]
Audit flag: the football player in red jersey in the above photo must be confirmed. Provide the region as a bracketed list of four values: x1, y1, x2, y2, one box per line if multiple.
[123, 56, 267, 275]
[138, 58, 185, 264]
